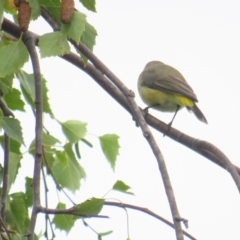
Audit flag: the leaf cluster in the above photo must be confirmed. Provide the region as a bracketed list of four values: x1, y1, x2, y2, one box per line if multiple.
[0, 1, 128, 239]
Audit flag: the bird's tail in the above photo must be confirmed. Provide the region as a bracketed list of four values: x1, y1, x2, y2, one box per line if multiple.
[189, 104, 208, 124]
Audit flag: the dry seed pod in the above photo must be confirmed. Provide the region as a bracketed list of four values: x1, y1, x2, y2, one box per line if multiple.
[18, 1, 31, 32]
[61, 0, 75, 24]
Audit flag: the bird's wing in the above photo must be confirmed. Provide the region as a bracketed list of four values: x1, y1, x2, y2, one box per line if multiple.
[150, 76, 198, 102]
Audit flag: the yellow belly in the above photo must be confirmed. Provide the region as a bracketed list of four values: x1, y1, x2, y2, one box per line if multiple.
[139, 87, 194, 112]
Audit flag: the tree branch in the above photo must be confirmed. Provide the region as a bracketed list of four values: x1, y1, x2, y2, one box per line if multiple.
[104, 201, 197, 240]
[40, 9, 185, 239]
[22, 32, 43, 240]
[39, 206, 108, 218]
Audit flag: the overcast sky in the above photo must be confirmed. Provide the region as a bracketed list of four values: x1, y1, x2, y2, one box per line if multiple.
[12, 0, 240, 239]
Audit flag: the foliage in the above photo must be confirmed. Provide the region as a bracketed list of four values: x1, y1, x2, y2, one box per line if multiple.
[0, 1, 127, 239]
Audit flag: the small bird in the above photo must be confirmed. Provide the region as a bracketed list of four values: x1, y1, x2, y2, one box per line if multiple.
[138, 61, 207, 130]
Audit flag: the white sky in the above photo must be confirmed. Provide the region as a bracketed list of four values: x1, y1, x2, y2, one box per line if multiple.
[10, 0, 240, 239]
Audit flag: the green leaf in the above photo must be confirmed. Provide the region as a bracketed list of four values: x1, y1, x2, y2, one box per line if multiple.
[42, 76, 54, 115]
[28, 132, 60, 157]
[0, 135, 22, 154]
[17, 70, 35, 102]
[39, 32, 70, 57]
[80, 0, 96, 12]
[77, 198, 104, 215]
[49, 146, 86, 192]
[4, 88, 25, 111]
[42, 132, 60, 146]
[0, 74, 14, 94]
[29, 0, 41, 20]
[39, 0, 61, 22]
[1, 117, 24, 145]
[8, 152, 22, 192]
[61, 120, 87, 143]
[61, 11, 87, 44]
[6, 192, 29, 234]
[53, 202, 76, 232]
[0, 40, 29, 78]
[25, 177, 33, 207]
[99, 134, 120, 169]
[0, 136, 22, 192]
[112, 180, 134, 195]
[17, 71, 53, 115]
[79, 22, 97, 64]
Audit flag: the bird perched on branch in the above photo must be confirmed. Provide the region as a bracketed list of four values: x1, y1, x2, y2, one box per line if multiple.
[138, 61, 207, 133]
